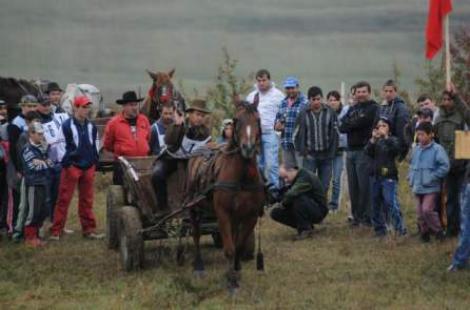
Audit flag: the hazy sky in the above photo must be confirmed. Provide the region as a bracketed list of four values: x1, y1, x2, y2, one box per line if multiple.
[1, 0, 469, 102]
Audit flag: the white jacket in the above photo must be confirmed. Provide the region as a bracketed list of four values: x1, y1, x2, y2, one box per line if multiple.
[246, 83, 284, 133]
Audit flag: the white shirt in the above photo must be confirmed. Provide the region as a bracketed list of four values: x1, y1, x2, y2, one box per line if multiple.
[246, 83, 284, 133]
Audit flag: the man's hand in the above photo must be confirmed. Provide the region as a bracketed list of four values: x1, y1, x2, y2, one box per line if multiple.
[274, 121, 284, 131]
[446, 81, 457, 95]
[174, 110, 185, 125]
[378, 126, 388, 138]
[371, 128, 380, 141]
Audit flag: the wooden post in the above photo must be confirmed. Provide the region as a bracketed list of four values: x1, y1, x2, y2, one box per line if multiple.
[445, 14, 451, 89]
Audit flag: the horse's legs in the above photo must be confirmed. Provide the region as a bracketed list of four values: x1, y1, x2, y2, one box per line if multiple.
[235, 216, 258, 271]
[192, 211, 205, 276]
[214, 205, 238, 289]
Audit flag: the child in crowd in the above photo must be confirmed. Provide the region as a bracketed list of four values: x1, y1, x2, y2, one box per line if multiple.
[12, 111, 42, 241]
[408, 122, 449, 242]
[21, 122, 52, 247]
[217, 119, 234, 145]
[365, 117, 406, 237]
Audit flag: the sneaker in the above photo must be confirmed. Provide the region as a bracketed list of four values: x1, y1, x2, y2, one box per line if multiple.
[294, 229, 313, 241]
[25, 238, 46, 248]
[420, 232, 431, 243]
[49, 234, 60, 241]
[375, 231, 387, 239]
[435, 231, 446, 242]
[83, 232, 105, 240]
[63, 228, 75, 235]
[447, 264, 463, 272]
[350, 219, 360, 227]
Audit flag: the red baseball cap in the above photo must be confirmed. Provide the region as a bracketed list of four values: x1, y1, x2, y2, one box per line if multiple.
[74, 95, 92, 107]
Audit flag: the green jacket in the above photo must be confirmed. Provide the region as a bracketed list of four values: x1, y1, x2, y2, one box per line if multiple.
[282, 168, 326, 207]
[434, 95, 470, 164]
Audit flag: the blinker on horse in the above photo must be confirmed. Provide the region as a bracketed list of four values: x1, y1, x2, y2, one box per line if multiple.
[142, 69, 185, 122]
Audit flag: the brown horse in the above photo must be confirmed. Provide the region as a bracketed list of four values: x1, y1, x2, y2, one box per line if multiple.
[186, 100, 265, 291]
[142, 69, 185, 123]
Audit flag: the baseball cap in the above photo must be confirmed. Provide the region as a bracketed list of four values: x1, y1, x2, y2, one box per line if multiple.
[74, 95, 92, 107]
[19, 95, 39, 106]
[283, 76, 299, 88]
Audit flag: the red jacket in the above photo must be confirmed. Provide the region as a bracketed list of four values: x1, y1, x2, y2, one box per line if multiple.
[104, 113, 150, 157]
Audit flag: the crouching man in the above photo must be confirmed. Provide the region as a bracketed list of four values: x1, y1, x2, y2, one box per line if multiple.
[270, 164, 328, 240]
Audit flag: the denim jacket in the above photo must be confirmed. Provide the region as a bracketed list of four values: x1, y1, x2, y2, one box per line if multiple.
[408, 141, 450, 194]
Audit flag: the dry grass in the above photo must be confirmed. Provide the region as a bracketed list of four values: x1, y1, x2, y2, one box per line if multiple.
[1, 165, 470, 309]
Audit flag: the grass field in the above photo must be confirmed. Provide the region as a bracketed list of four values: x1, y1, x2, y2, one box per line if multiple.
[1, 164, 470, 309]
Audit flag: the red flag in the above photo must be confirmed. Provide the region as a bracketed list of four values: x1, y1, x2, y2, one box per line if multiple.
[426, 0, 453, 59]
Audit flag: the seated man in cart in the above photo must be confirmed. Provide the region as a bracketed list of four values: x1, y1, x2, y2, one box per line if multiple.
[151, 99, 213, 210]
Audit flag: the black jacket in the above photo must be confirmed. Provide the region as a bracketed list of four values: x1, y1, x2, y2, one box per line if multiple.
[376, 97, 411, 161]
[364, 136, 400, 180]
[282, 168, 327, 211]
[339, 100, 379, 150]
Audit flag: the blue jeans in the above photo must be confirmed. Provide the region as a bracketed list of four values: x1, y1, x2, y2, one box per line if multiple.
[371, 177, 406, 235]
[329, 153, 345, 210]
[258, 131, 280, 189]
[300, 156, 332, 194]
[452, 183, 470, 268]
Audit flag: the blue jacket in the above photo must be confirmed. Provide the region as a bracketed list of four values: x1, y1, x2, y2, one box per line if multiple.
[22, 142, 52, 186]
[61, 118, 99, 170]
[408, 141, 450, 194]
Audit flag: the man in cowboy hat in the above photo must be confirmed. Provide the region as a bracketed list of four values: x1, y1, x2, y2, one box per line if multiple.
[152, 99, 212, 209]
[45, 82, 65, 113]
[103, 91, 151, 185]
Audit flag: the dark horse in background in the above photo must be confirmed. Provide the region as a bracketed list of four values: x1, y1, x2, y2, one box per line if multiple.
[0, 77, 49, 120]
[186, 100, 265, 292]
[142, 69, 185, 123]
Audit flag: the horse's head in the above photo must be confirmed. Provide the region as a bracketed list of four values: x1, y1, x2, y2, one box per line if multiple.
[145, 69, 185, 121]
[146, 68, 176, 105]
[232, 100, 261, 159]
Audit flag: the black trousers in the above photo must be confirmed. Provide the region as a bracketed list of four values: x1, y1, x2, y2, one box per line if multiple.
[0, 161, 7, 230]
[151, 158, 178, 209]
[446, 170, 464, 236]
[271, 195, 328, 232]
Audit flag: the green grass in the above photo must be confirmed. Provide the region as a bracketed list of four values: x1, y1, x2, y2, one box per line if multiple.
[1, 165, 470, 309]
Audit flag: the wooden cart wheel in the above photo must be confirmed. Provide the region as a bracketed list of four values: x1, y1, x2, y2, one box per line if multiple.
[106, 185, 125, 250]
[119, 206, 144, 272]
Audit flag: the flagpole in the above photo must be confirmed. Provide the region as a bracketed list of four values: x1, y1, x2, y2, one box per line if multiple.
[445, 13, 451, 89]
[340, 81, 345, 106]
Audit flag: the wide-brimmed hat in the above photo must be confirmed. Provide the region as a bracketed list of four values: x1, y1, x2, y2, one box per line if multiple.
[185, 99, 211, 114]
[45, 82, 63, 94]
[116, 91, 144, 105]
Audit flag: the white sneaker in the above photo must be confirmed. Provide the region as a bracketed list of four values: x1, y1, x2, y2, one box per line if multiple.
[63, 228, 74, 235]
[49, 235, 60, 241]
[83, 232, 105, 240]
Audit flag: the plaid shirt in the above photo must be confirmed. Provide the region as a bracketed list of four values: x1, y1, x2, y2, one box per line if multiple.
[275, 93, 307, 149]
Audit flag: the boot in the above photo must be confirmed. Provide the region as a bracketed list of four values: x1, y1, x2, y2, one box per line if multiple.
[24, 226, 45, 248]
